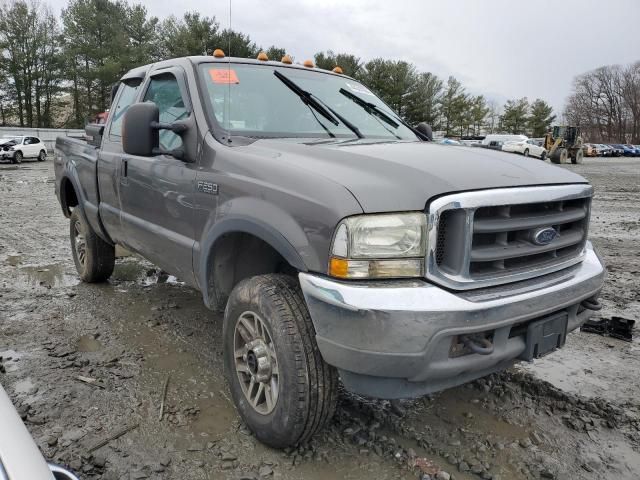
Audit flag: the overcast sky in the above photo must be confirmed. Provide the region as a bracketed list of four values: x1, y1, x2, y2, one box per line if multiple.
[48, 0, 640, 114]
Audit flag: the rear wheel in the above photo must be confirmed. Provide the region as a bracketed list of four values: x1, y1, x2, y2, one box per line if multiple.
[38, 150, 46, 161]
[571, 149, 584, 164]
[223, 274, 338, 448]
[70, 209, 115, 282]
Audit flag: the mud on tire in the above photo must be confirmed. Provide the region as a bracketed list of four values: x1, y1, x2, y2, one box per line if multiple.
[69, 209, 115, 282]
[223, 274, 338, 448]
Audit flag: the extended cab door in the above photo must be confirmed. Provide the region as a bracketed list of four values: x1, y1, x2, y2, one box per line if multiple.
[98, 79, 143, 244]
[118, 68, 198, 284]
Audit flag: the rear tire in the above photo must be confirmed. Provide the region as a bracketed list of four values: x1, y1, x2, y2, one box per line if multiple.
[70, 209, 115, 282]
[38, 150, 46, 161]
[223, 274, 338, 448]
[571, 149, 584, 164]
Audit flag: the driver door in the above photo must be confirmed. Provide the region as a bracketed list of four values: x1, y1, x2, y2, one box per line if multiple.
[118, 68, 198, 284]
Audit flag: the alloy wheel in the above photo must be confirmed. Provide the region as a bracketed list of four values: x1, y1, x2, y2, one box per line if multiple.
[73, 220, 87, 267]
[233, 311, 279, 415]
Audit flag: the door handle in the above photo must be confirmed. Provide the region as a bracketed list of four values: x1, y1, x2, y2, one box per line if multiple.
[120, 159, 129, 185]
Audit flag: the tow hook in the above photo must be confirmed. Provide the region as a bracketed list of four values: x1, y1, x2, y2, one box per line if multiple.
[581, 296, 602, 311]
[461, 334, 494, 355]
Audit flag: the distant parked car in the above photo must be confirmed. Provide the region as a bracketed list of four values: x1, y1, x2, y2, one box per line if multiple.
[0, 135, 47, 164]
[618, 144, 638, 156]
[596, 144, 613, 157]
[481, 134, 528, 146]
[502, 138, 547, 159]
[583, 144, 598, 157]
[608, 144, 623, 156]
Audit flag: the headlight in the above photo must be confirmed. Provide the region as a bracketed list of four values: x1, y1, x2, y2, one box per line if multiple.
[328, 212, 426, 279]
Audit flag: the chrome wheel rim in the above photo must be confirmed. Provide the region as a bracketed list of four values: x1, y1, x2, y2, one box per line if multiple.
[233, 311, 279, 415]
[73, 220, 86, 267]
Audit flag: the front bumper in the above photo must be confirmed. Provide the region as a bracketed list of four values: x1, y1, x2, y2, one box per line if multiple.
[299, 244, 605, 399]
[0, 151, 15, 159]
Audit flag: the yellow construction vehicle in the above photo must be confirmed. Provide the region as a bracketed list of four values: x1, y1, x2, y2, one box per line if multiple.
[544, 126, 584, 164]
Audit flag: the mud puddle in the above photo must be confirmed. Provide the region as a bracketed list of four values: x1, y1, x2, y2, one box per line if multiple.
[13, 263, 80, 289]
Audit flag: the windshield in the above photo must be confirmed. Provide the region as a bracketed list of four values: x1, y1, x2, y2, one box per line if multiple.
[199, 63, 419, 140]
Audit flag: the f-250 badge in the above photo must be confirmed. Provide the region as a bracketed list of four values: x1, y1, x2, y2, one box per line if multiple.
[197, 181, 218, 195]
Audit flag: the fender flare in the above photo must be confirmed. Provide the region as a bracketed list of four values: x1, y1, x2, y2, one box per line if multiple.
[58, 169, 113, 244]
[197, 216, 310, 309]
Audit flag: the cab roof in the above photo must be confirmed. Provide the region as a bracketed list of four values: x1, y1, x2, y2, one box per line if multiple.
[120, 55, 351, 84]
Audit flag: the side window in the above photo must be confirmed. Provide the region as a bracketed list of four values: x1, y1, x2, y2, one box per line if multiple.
[109, 82, 140, 139]
[23, 137, 32, 145]
[143, 74, 189, 151]
[30, 137, 39, 144]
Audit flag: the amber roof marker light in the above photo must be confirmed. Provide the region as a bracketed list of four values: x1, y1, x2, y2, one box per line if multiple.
[257, 51, 268, 61]
[281, 54, 293, 64]
[213, 48, 225, 58]
[303, 59, 314, 68]
[332, 66, 343, 74]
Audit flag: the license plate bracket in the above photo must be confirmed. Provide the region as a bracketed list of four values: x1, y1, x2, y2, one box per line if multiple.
[518, 312, 568, 361]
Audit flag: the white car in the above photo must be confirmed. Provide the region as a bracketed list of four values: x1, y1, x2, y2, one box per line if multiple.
[0, 136, 48, 164]
[0, 383, 79, 479]
[502, 138, 547, 160]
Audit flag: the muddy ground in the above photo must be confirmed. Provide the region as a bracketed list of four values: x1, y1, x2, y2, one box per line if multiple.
[1, 157, 639, 480]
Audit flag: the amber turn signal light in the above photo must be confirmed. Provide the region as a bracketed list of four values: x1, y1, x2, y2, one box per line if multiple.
[328, 257, 349, 278]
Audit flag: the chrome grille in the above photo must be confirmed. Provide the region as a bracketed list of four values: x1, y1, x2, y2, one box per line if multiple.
[426, 185, 593, 290]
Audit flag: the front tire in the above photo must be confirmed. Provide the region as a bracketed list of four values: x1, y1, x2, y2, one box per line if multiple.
[523, 148, 529, 157]
[13, 151, 22, 164]
[38, 150, 46, 161]
[70, 209, 115, 282]
[223, 274, 338, 448]
[571, 149, 584, 164]
[540, 151, 547, 161]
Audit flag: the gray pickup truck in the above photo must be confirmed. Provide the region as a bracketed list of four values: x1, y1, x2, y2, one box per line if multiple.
[54, 53, 605, 448]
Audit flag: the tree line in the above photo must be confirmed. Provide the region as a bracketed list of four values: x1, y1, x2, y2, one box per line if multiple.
[1, 0, 557, 136]
[565, 62, 640, 143]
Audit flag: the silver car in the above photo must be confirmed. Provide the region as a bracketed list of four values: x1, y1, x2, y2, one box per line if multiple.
[0, 384, 79, 480]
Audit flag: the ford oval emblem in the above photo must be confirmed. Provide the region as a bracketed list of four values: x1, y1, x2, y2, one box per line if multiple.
[532, 227, 558, 246]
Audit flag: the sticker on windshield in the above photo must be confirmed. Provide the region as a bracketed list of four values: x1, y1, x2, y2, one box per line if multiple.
[345, 81, 374, 96]
[209, 69, 239, 84]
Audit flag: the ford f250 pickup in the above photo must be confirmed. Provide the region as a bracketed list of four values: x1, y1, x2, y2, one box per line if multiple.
[54, 53, 605, 448]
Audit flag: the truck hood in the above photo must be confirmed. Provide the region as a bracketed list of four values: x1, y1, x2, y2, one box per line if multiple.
[254, 139, 588, 213]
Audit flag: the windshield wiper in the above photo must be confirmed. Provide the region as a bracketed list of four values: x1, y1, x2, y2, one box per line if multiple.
[274, 70, 363, 139]
[339, 88, 401, 129]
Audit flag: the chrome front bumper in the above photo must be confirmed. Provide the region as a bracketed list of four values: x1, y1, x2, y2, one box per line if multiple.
[299, 243, 605, 399]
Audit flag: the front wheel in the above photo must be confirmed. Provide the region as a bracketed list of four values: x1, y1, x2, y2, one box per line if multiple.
[13, 151, 22, 164]
[540, 151, 547, 161]
[223, 274, 338, 448]
[523, 148, 529, 157]
[38, 150, 46, 161]
[70, 209, 115, 282]
[571, 149, 584, 164]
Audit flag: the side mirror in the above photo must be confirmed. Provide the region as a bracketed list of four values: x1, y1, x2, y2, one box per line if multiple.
[122, 102, 159, 157]
[416, 122, 433, 141]
[122, 102, 189, 159]
[85, 123, 104, 147]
